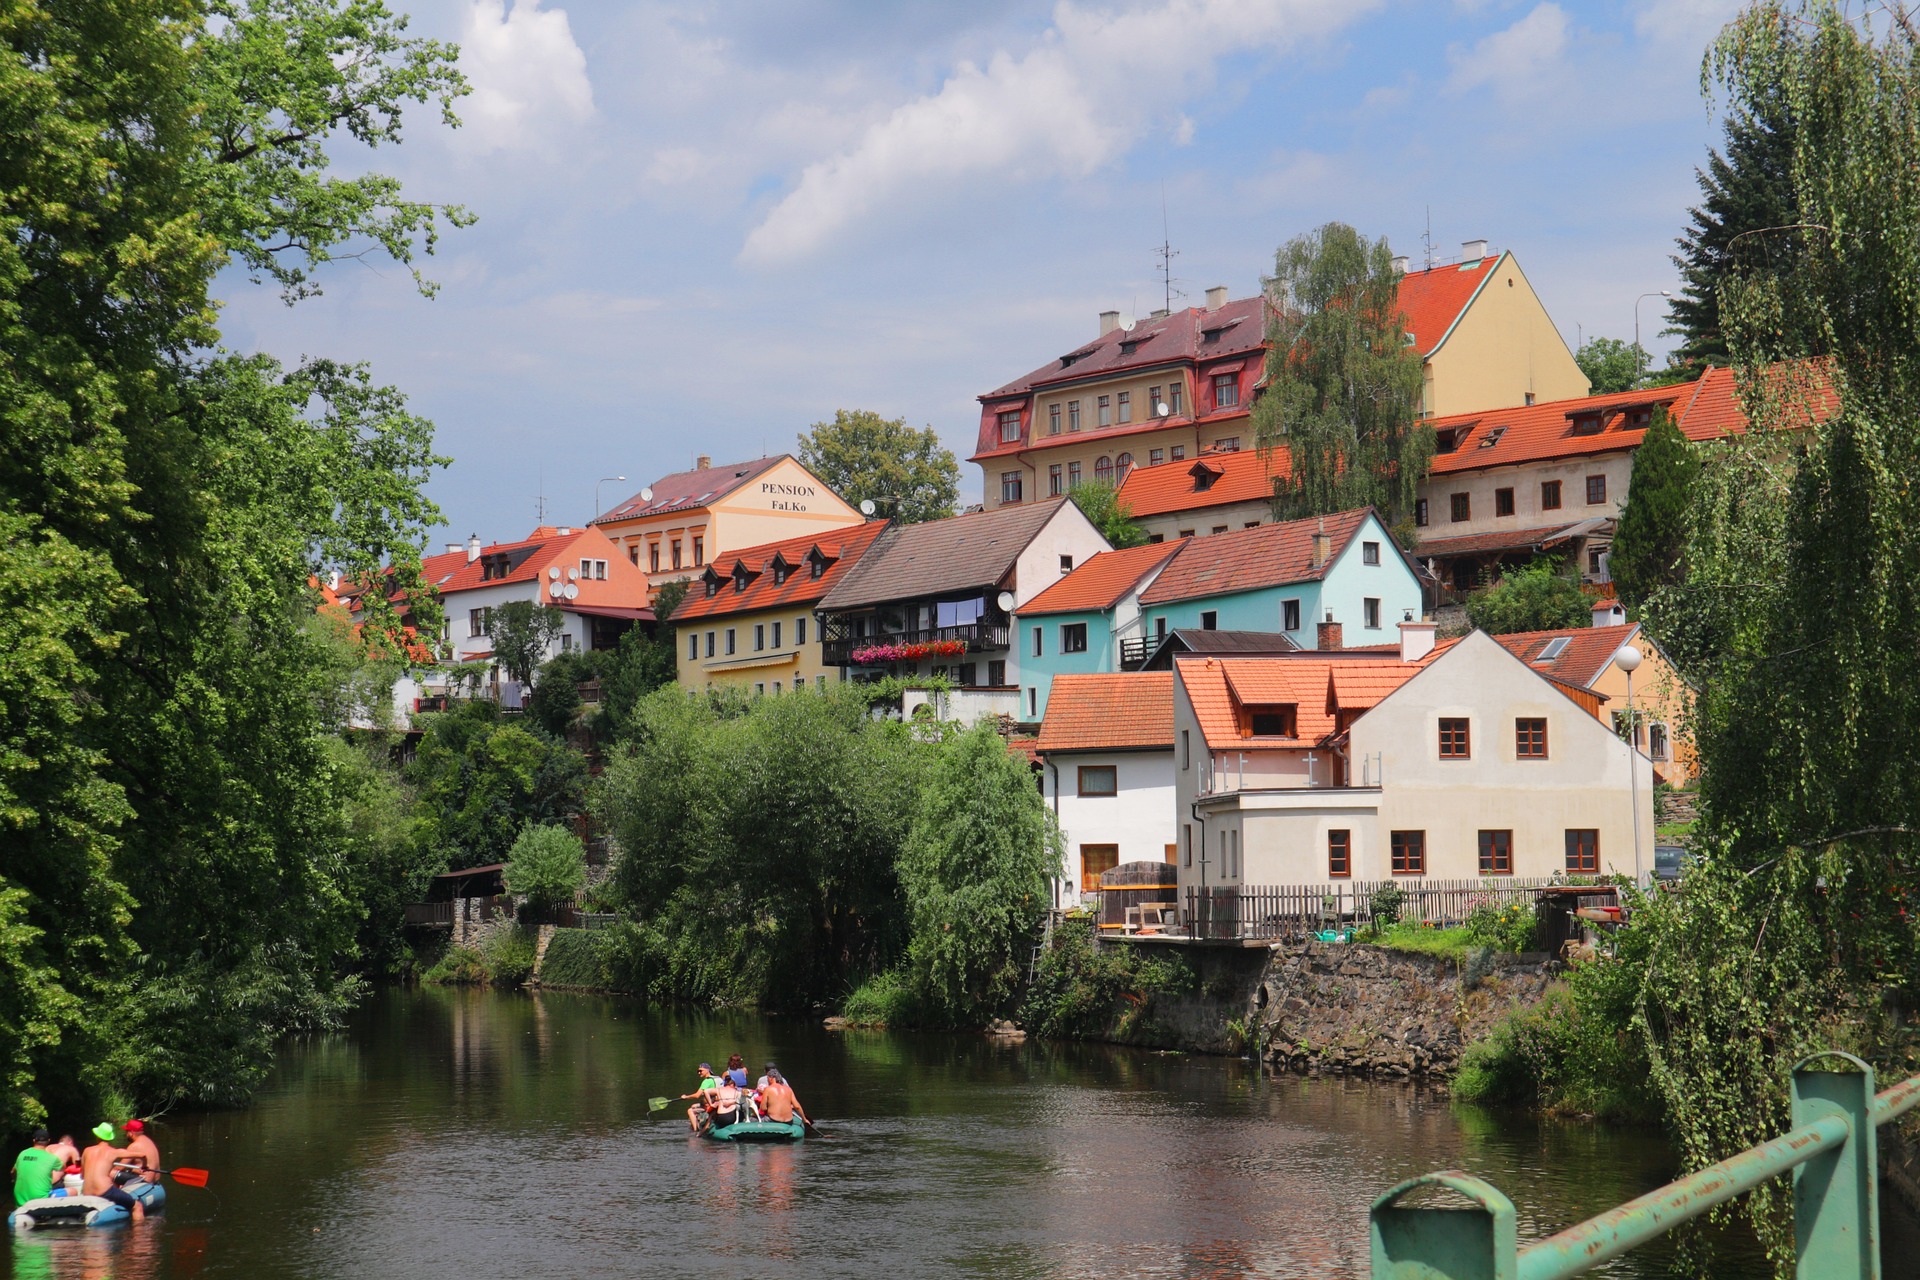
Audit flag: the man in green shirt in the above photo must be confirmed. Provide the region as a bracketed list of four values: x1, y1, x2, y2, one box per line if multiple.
[13, 1129, 59, 1207]
[679, 1063, 720, 1132]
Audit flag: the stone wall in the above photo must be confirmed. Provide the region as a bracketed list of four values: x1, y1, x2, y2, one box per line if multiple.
[450, 896, 518, 952]
[1256, 941, 1555, 1079]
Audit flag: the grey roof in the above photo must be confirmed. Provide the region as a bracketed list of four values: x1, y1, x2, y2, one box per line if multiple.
[1138, 629, 1300, 670]
[594, 455, 787, 524]
[818, 497, 1073, 611]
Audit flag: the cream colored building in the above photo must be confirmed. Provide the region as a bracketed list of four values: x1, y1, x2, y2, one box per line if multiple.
[593, 454, 864, 602]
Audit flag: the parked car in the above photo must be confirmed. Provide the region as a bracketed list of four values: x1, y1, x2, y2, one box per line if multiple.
[1653, 843, 1694, 882]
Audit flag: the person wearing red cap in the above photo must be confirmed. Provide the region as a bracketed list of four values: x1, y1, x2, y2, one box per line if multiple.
[119, 1120, 160, 1187]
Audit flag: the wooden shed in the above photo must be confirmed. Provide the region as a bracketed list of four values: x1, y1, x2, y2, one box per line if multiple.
[1098, 861, 1180, 933]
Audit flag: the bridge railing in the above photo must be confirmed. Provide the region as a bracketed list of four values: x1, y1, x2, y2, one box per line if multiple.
[1371, 1051, 1920, 1279]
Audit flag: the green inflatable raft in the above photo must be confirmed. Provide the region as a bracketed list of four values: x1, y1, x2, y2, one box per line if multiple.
[701, 1116, 805, 1144]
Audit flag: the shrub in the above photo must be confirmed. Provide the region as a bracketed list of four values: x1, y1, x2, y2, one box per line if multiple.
[1462, 900, 1540, 953]
[483, 927, 537, 986]
[841, 969, 921, 1028]
[424, 946, 488, 985]
[503, 824, 587, 908]
[537, 928, 606, 989]
[1369, 883, 1404, 924]
[1019, 919, 1196, 1040]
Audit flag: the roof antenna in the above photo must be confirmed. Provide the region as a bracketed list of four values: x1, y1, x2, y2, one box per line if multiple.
[1423, 206, 1434, 271]
[1156, 187, 1184, 314]
[535, 463, 548, 524]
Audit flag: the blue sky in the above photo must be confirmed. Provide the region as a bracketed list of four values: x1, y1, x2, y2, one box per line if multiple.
[217, 0, 1746, 540]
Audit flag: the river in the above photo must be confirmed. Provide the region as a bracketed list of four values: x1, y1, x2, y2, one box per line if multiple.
[8, 985, 1917, 1279]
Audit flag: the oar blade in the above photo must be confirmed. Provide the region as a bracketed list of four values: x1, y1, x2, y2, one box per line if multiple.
[647, 1096, 671, 1112]
[169, 1168, 210, 1188]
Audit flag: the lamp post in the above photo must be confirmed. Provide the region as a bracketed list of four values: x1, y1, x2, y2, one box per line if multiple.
[1633, 292, 1671, 373]
[594, 475, 627, 518]
[1616, 643, 1645, 887]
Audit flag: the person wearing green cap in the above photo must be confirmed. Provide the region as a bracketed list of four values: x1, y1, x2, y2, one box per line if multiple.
[12, 1129, 59, 1207]
[80, 1125, 143, 1221]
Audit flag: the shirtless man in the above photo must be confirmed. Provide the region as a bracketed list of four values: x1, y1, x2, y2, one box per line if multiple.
[120, 1119, 160, 1185]
[80, 1125, 143, 1221]
[758, 1069, 809, 1129]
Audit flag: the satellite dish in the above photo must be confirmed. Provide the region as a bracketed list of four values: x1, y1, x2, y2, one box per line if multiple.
[563, 582, 579, 600]
[566, 567, 577, 580]
[996, 590, 1016, 612]
[548, 581, 563, 598]
[1119, 314, 1137, 332]
[859, 499, 876, 516]
[548, 566, 560, 579]
[639, 487, 654, 503]
[1156, 401, 1171, 418]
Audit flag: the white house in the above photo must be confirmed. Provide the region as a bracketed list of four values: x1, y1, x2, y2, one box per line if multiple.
[1172, 626, 1655, 890]
[1036, 671, 1177, 908]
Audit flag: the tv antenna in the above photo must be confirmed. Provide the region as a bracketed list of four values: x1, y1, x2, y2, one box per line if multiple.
[1423, 206, 1434, 271]
[1156, 189, 1184, 313]
[535, 463, 548, 523]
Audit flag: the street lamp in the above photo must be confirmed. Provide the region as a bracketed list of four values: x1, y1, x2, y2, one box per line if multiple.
[594, 475, 627, 518]
[1633, 291, 1672, 363]
[1615, 643, 1645, 887]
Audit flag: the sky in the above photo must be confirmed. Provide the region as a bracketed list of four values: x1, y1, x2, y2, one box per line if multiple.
[217, 0, 1748, 541]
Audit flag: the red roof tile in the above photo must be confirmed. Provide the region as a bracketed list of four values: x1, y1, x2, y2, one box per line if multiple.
[1177, 645, 1454, 751]
[595, 455, 788, 524]
[1396, 254, 1502, 356]
[1018, 541, 1185, 616]
[1116, 446, 1290, 518]
[1036, 672, 1175, 753]
[981, 297, 1268, 402]
[670, 521, 889, 622]
[1493, 623, 1640, 689]
[1139, 508, 1372, 606]
[432, 526, 653, 611]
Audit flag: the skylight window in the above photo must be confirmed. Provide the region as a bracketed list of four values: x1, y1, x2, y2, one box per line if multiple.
[1534, 637, 1571, 662]
[1478, 425, 1508, 448]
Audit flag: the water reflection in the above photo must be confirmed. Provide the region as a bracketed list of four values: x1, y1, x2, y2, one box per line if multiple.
[7, 986, 1915, 1279]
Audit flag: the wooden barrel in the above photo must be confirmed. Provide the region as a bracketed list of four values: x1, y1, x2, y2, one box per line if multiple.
[1099, 861, 1179, 931]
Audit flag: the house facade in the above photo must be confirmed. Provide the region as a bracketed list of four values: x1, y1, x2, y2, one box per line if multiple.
[1035, 672, 1177, 908]
[1171, 630, 1654, 890]
[1013, 541, 1184, 720]
[592, 454, 864, 599]
[670, 520, 889, 694]
[1136, 508, 1422, 654]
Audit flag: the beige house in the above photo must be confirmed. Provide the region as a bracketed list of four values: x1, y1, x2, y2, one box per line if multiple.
[592, 455, 864, 601]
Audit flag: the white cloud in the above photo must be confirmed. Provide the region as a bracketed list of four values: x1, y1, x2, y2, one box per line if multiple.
[458, 0, 595, 152]
[1633, 0, 1742, 47]
[739, 0, 1378, 266]
[1446, 3, 1571, 100]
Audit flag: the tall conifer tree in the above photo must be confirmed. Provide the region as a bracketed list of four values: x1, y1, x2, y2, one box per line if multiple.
[1608, 410, 1698, 610]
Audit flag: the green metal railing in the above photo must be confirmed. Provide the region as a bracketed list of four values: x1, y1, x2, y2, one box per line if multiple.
[1370, 1052, 1920, 1279]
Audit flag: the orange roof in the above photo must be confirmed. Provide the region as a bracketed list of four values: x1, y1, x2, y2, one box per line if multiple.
[1036, 673, 1175, 753]
[1493, 623, 1639, 689]
[1140, 508, 1373, 605]
[670, 520, 889, 622]
[1177, 646, 1454, 751]
[1019, 541, 1185, 616]
[1116, 446, 1291, 518]
[1396, 254, 1502, 355]
[431, 525, 653, 611]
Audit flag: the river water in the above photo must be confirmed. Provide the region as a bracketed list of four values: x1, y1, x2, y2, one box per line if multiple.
[9, 986, 1917, 1279]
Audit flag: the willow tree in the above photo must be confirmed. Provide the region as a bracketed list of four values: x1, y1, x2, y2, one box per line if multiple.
[1252, 223, 1431, 532]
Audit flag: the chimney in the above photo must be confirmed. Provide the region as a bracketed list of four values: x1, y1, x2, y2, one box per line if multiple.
[328, 569, 343, 591]
[1398, 613, 1437, 662]
[1150, 308, 1169, 320]
[466, 533, 481, 563]
[1390, 254, 1409, 275]
[696, 455, 711, 470]
[1310, 516, 1331, 568]
[1205, 285, 1228, 311]
[558, 526, 571, 536]
[1099, 309, 1121, 336]
[1317, 612, 1343, 652]
[1461, 238, 1489, 262]
[445, 542, 463, 556]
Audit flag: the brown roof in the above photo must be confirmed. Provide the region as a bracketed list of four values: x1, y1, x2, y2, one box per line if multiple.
[594, 455, 788, 524]
[1493, 623, 1640, 689]
[1413, 519, 1610, 560]
[1139, 508, 1373, 606]
[1138, 629, 1300, 669]
[1018, 541, 1185, 616]
[1036, 672, 1175, 753]
[818, 497, 1076, 611]
[671, 521, 888, 623]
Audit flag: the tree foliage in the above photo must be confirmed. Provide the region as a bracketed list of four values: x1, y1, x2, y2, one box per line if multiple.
[1574, 337, 1649, 394]
[1067, 480, 1146, 548]
[408, 701, 586, 870]
[490, 601, 564, 687]
[503, 824, 587, 907]
[1609, 409, 1699, 611]
[1253, 223, 1431, 528]
[797, 409, 958, 524]
[1464, 559, 1591, 635]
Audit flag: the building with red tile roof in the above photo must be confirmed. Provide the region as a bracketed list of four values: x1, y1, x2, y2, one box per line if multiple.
[1036, 672, 1178, 905]
[436, 525, 656, 666]
[1494, 619, 1695, 786]
[1018, 541, 1185, 616]
[1014, 540, 1185, 721]
[1112, 446, 1290, 542]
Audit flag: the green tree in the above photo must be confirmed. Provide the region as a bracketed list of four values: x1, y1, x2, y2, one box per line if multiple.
[503, 824, 587, 908]
[897, 724, 1061, 1025]
[798, 409, 958, 523]
[528, 650, 594, 737]
[1608, 410, 1699, 611]
[1066, 481, 1146, 548]
[1464, 559, 1590, 635]
[409, 702, 586, 869]
[1574, 337, 1649, 394]
[1253, 223, 1431, 527]
[489, 601, 564, 688]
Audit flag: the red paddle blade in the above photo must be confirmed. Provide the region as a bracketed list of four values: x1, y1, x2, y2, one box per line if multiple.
[168, 1168, 209, 1188]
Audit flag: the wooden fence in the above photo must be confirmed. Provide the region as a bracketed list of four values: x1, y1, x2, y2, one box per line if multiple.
[1182, 877, 1562, 941]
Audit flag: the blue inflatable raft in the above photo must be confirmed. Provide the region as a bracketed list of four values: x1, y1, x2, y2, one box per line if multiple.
[9, 1179, 166, 1229]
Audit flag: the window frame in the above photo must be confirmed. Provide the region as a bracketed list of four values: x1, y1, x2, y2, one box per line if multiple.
[1494, 487, 1515, 517]
[1391, 830, 1426, 876]
[1032, 626, 1043, 657]
[1586, 474, 1608, 505]
[1077, 765, 1118, 798]
[1439, 717, 1471, 759]
[1080, 844, 1120, 894]
[1282, 599, 1301, 631]
[1097, 394, 1112, 427]
[1566, 829, 1600, 874]
[1060, 622, 1088, 654]
[1363, 597, 1381, 629]
[1450, 492, 1471, 523]
[1541, 479, 1562, 510]
[1363, 541, 1381, 566]
[1328, 829, 1352, 879]
[1068, 399, 1081, 432]
[1001, 471, 1023, 504]
[1516, 717, 1548, 759]
[1478, 829, 1513, 875]
[1211, 372, 1239, 409]
[1048, 404, 1061, 435]
[1415, 498, 1430, 528]
[998, 409, 1022, 443]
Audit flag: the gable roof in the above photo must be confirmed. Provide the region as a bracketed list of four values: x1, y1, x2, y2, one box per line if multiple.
[1139, 508, 1373, 606]
[1036, 672, 1175, 753]
[1177, 646, 1454, 751]
[1116, 446, 1290, 518]
[981, 297, 1268, 404]
[1138, 628, 1301, 669]
[1018, 541, 1185, 616]
[1396, 253, 1503, 356]
[669, 521, 889, 623]
[818, 497, 1078, 611]
[1493, 623, 1639, 689]
[435, 527, 596, 595]
[595, 456, 788, 524]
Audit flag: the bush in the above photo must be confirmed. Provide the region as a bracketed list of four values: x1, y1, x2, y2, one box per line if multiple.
[1019, 919, 1195, 1040]
[537, 928, 606, 989]
[1461, 900, 1540, 953]
[483, 927, 537, 986]
[423, 946, 488, 985]
[1369, 883, 1404, 925]
[503, 824, 586, 908]
[1464, 557, 1591, 634]
[840, 969, 921, 1028]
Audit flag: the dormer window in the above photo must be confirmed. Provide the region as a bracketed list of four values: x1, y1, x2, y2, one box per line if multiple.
[1190, 461, 1222, 493]
[998, 410, 1021, 444]
[770, 556, 792, 586]
[1570, 411, 1605, 435]
[1245, 705, 1298, 737]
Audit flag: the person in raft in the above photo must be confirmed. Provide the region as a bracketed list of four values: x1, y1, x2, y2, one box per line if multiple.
[681, 1064, 721, 1132]
[80, 1124, 144, 1221]
[709, 1075, 743, 1130]
[12, 1129, 60, 1207]
[118, 1119, 161, 1185]
[723, 1055, 749, 1088]
[758, 1070, 809, 1129]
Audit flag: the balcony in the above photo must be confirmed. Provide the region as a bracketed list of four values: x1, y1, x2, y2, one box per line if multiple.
[821, 621, 1011, 668]
[1119, 635, 1154, 670]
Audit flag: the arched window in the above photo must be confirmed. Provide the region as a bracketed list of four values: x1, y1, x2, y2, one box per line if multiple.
[1094, 455, 1114, 484]
[1115, 452, 1134, 482]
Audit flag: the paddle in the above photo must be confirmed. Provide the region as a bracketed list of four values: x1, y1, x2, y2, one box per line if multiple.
[799, 1114, 828, 1140]
[647, 1096, 672, 1113]
[117, 1164, 209, 1188]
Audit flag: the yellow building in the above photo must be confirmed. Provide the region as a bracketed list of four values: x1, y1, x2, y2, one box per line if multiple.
[671, 520, 890, 693]
[592, 454, 864, 602]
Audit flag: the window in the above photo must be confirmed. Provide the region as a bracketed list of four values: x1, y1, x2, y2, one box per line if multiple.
[1248, 706, 1296, 737]
[558, 632, 574, 653]
[1170, 444, 1185, 461]
[771, 620, 782, 649]
[1479, 829, 1513, 875]
[1525, 391, 1536, 405]
[1649, 722, 1670, 761]
[1214, 437, 1241, 453]
[1060, 554, 1074, 574]
[1049, 464, 1063, 496]
[1068, 400, 1082, 432]
[1535, 636, 1570, 662]
[1117, 391, 1132, 423]
[1032, 626, 1043, 657]
[795, 617, 807, 644]
[649, 544, 661, 572]
[1116, 452, 1134, 481]
[1211, 525, 1229, 535]
[1282, 599, 1300, 631]
[705, 631, 715, 658]
[1149, 448, 1164, 466]
[1182, 824, 1193, 868]
[1068, 461, 1082, 487]
[1148, 385, 1161, 411]
[1094, 456, 1114, 484]
[753, 624, 765, 651]
[1363, 598, 1381, 629]
[1027, 688, 1037, 717]
[956, 663, 977, 686]
[688, 633, 699, 660]
[1589, 545, 1608, 576]
[1245, 521, 1262, 529]
[692, 536, 704, 566]
[468, 607, 489, 638]
[755, 682, 765, 695]
[1061, 622, 1088, 653]
[1328, 830, 1351, 879]
[1516, 717, 1548, 758]
[1439, 718, 1471, 758]
[725, 628, 736, 655]
[1049, 404, 1061, 435]
[1077, 765, 1117, 797]
[1212, 373, 1239, 409]
[1566, 829, 1600, 874]
[1450, 492, 1471, 522]
[672, 540, 683, 570]
[987, 659, 1005, 686]
[1097, 395, 1112, 427]
[771, 681, 781, 694]
[998, 410, 1022, 443]
[1079, 845, 1120, 893]
[629, 545, 640, 565]
[1541, 479, 1563, 510]
[1001, 471, 1023, 504]
[1168, 383, 1183, 415]
[1586, 474, 1607, 504]
[1495, 487, 1515, 517]
[1415, 498, 1430, 528]
[580, 557, 608, 579]
[1363, 541, 1381, 565]
[1391, 831, 1426, 875]
[1200, 610, 1218, 630]
[1177, 529, 1194, 539]
[1155, 617, 1167, 640]
[1181, 729, 1190, 771]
